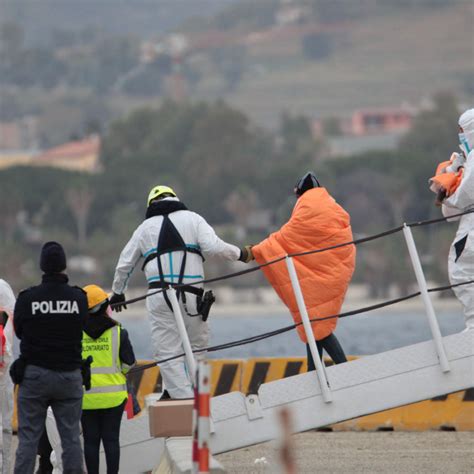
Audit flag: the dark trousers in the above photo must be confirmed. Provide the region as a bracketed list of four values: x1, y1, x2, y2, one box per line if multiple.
[14, 365, 83, 474]
[306, 333, 347, 371]
[81, 400, 126, 474]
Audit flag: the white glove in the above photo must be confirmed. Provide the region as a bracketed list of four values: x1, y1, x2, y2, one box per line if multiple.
[446, 152, 465, 173]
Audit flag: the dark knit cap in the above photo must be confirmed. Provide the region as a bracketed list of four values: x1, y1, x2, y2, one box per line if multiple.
[294, 171, 320, 196]
[40, 241, 67, 274]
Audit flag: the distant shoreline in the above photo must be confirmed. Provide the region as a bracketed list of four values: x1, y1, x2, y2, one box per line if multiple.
[117, 291, 462, 320]
[213, 297, 462, 317]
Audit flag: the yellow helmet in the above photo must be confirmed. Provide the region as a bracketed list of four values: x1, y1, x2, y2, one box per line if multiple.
[147, 185, 177, 206]
[83, 284, 109, 311]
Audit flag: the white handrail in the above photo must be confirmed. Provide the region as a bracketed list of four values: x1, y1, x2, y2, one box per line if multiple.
[285, 256, 332, 403]
[402, 224, 450, 372]
[167, 287, 198, 384]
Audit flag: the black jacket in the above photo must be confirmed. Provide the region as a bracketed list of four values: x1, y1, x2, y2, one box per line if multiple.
[83, 311, 136, 368]
[14, 273, 87, 371]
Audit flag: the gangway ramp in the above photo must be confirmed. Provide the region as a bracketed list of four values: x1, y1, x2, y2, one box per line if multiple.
[209, 330, 474, 453]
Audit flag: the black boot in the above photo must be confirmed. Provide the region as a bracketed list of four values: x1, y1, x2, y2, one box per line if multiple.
[35, 428, 53, 474]
[159, 389, 171, 400]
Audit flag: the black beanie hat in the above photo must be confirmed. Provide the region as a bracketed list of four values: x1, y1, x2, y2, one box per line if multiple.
[294, 171, 320, 196]
[40, 241, 67, 274]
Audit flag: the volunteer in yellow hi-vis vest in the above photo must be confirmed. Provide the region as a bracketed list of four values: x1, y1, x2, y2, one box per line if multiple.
[82, 285, 136, 474]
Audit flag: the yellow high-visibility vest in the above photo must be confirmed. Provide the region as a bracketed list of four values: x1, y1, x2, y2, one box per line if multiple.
[82, 325, 127, 410]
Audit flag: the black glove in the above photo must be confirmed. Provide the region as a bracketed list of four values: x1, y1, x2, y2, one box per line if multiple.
[126, 379, 142, 416]
[435, 188, 447, 207]
[239, 245, 254, 263]
[81, 355, 93, 391]
[110, 293, 127, 312]
[10, 357, 27, 385]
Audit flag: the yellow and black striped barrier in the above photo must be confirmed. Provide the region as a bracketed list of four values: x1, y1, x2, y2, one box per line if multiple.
[129, 357, 474, 431]
[128, 356, 358, 401]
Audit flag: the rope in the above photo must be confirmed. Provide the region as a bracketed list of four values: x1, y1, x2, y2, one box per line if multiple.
[408, 208, 474, 228]
[112, 208, 474, 309]
[128, 278, 474, 374]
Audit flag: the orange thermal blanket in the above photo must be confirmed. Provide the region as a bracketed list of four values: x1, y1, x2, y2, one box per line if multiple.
[253, 188, 356, 342]
[429, 157, 463, 198]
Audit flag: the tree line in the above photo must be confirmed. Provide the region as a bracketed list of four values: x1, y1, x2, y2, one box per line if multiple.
[0, 93, 461, 297]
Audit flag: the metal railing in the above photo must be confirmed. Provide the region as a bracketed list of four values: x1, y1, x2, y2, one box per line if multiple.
[123, 209, 474, 399]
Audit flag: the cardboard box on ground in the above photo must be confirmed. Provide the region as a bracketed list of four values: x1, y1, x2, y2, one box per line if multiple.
[149, 400, 194, 437]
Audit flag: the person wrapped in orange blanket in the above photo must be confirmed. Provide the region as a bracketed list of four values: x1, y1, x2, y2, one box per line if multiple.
[429, 152, 464, 207]
[252, 172, 356, 370]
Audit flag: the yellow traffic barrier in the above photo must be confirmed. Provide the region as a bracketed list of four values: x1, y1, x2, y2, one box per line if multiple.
[333, 391, 474, 431]
[12, 385, 18, 433]
[127, 359, 246, 406]
[241, 357, 307, 394]
[210, 359, 244, 396]
[133, 363, 161, 408]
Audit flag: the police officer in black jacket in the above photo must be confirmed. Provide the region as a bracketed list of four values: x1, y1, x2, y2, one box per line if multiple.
[12, 242, 87, 474]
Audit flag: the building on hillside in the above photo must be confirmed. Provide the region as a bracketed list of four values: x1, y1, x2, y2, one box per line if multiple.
[313, 106, 415, 158]
[0, 118, 39, 170]
[0, 118, 102, 172]
[31, 135, 101, 173]
[0, 151, 35, 170]
[0, 117, 39, 150]
[344, 107, 414, 136]
[326, 133, 403, 158]
[0, 150, 36, 170]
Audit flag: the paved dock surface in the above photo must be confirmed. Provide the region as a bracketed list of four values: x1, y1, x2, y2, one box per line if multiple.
[216, 431, 474, 473]
[8, 431, 474, 472]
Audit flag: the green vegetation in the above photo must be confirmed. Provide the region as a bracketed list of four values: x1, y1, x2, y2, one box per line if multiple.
[0, 93, 462, 298]
[1, 1, 470, 144]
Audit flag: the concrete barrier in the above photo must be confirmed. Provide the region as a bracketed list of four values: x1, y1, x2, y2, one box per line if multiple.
[152, 437, 225, 474]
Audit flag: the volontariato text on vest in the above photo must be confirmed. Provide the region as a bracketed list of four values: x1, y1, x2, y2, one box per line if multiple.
[83, 335, 110, 353]
[31, 301, 79, 315]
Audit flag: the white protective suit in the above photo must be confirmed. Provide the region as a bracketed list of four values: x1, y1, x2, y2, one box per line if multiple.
[0, 279, 15, 474]
[47, 407, 69, 474]
[442, 109, 474, 329]
[112, 197, 240, 398]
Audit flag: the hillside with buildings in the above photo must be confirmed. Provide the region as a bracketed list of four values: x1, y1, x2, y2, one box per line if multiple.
[159, 0, 471, 125]
[0, 0, 471, 158]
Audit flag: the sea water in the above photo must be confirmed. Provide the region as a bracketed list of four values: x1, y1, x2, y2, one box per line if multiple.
[122, 308, 465, 360]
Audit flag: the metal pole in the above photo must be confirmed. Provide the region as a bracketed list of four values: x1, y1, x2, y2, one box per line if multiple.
[285, 256, 332, 403]
[402, 224, 450, 372]
[167, 287, 197, 383]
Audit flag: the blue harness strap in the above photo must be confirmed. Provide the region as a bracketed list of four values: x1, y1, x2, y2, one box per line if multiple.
[142, 214, 204, 314]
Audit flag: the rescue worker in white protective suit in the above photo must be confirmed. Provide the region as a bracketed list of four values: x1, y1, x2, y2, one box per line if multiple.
[110, 186, 253, 398]
[441, 109, 474, 329]
[0, 279, 15, 474]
